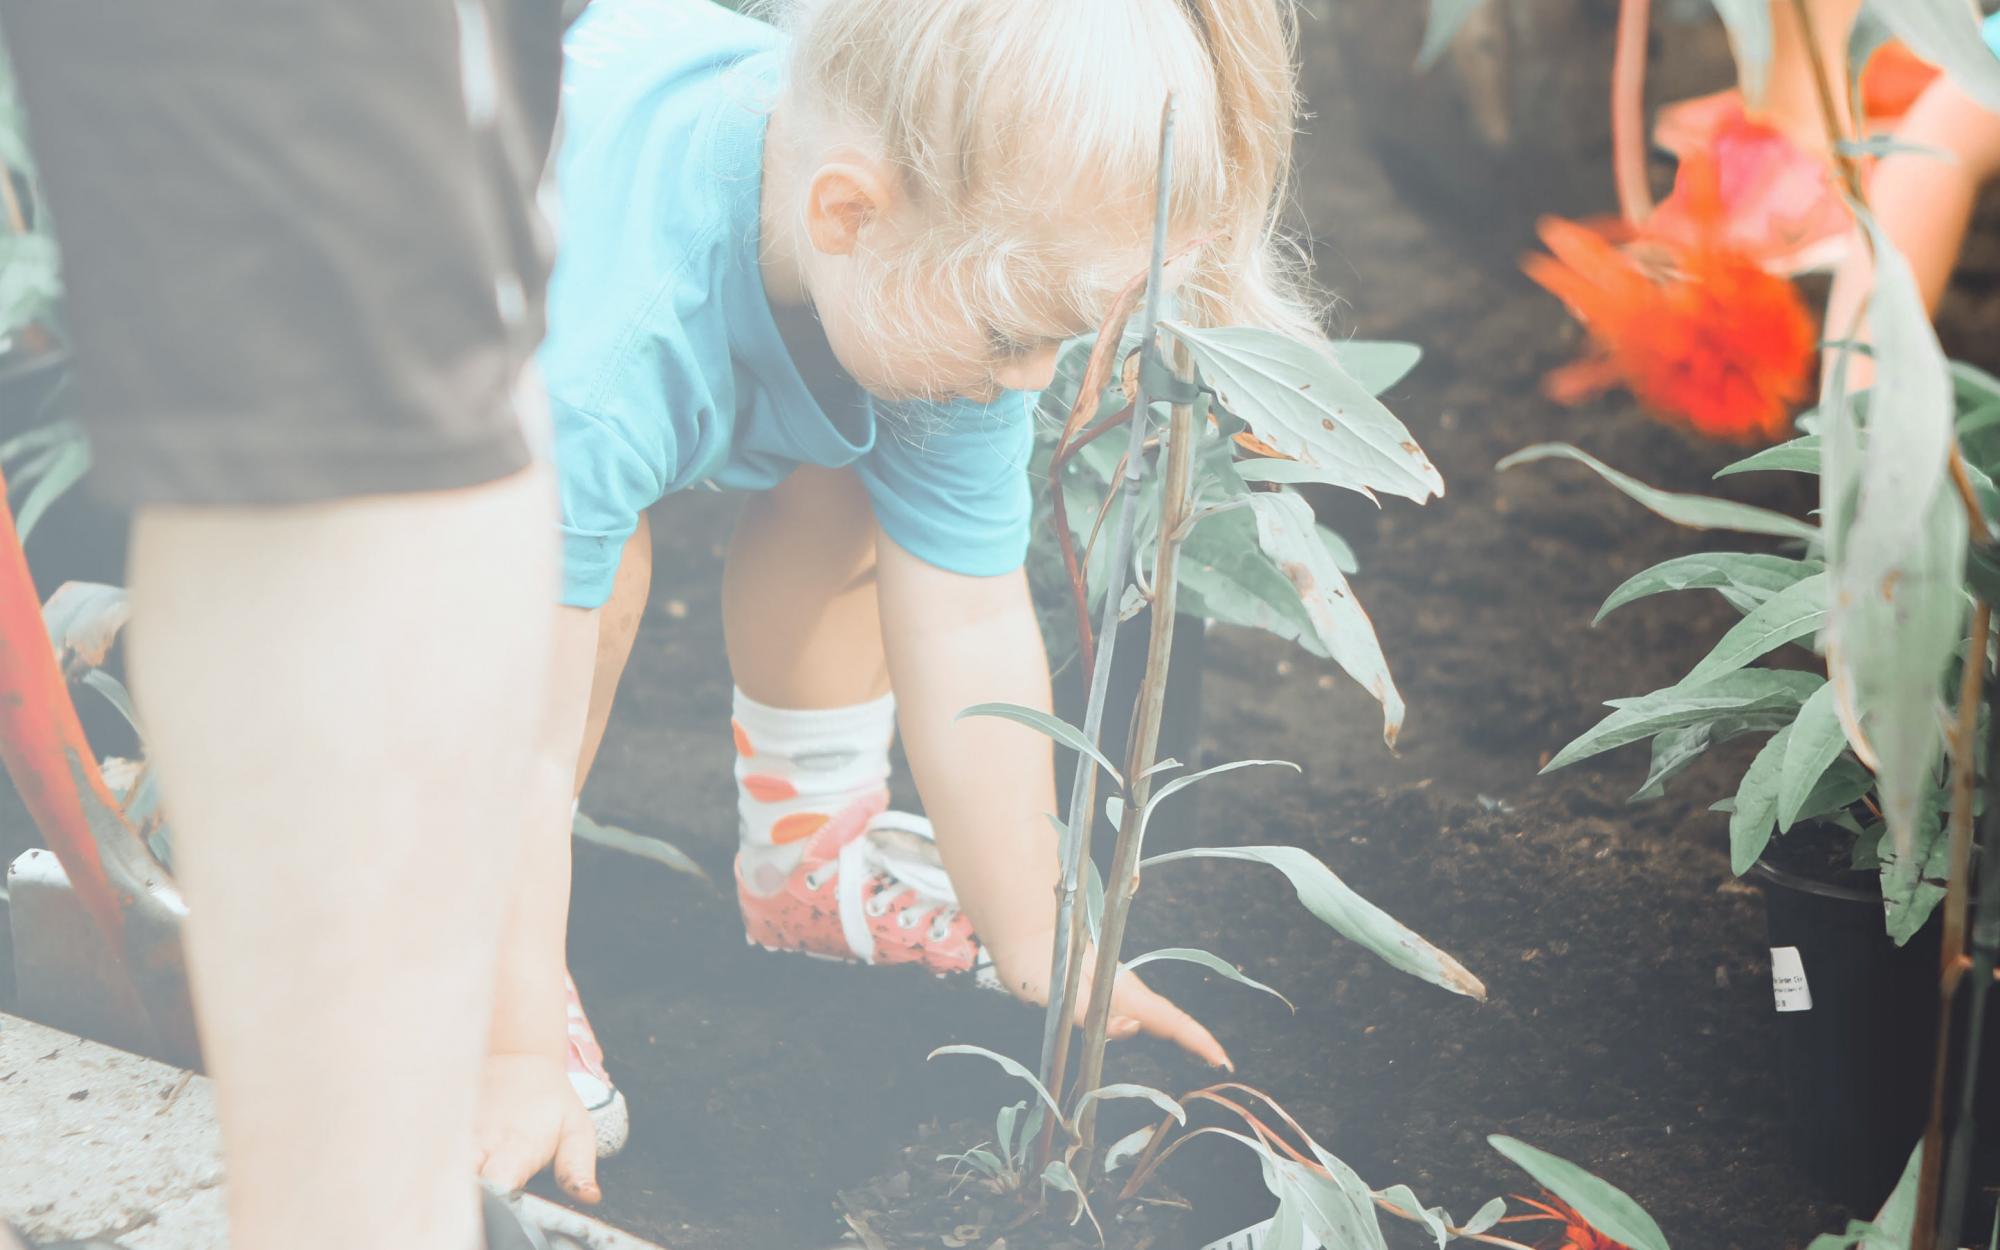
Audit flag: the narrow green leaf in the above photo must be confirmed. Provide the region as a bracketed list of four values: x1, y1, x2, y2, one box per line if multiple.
[1709, 0, 1774, 104]
[80, 669, 140, 734]
[40, 581, 130, 672]
[1679, 572, 1827, 684]
[1124, 946, 1296, 1012]
[1462, 1197, 1508, 1236]
[1731, 726, 1792, 875]
[958, 702, 1123, 786]
[1145, 759, 1299, 826]
[1777, 684, 1847, 832]
[11, 438, 88, 540]
[1631, 724, 1712, 803]
[1166, 321, 1444, 502]
[929, 1045, 1067, 1125]
[1103, 1125, 1160, 1174]
[1791, 756, 1876, 827]
[1498, 443, 1818, 542]
[1142, 845, 1486, 999]
[1596, 553, 1821, 622]
[1545, 669, 1822, 774]
[1487, 1137, 1671, 1250]
[571, 811, 711, 883]
[1716, 435, 1822, 479]
[1375, 1184, 1449, 1248]
[1072, 1083, 1188, 1126]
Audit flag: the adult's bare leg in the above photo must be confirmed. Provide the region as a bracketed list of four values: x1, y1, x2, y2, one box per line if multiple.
[126, 464, 558, 1250]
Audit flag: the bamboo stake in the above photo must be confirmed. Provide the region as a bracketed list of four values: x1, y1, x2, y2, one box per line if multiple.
[1034, 95, 1180, 1152]
[1916, 602, 1991, 1250]
[1072, 337, 1199, 1171]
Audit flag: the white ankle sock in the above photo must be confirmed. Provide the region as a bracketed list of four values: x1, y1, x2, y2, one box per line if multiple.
[732, 687, 895, 896]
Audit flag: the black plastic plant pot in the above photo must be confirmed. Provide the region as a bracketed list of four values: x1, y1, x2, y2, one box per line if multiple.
[1753, 858, 2000, 1227]
[1051, 607, 1206, 863]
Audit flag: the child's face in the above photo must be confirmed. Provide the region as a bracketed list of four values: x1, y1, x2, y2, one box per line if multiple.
[811, 262, 1080, 404]
[790, 159, 1152, 405]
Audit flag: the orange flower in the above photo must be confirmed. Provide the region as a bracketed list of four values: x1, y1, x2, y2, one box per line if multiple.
[1524, 156, 1817, 443]
[1860, 40, 1941, 129]
[1500, 1193, 1629, 1250]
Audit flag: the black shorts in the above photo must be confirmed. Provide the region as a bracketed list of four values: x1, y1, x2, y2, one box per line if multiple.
[0, 0, 563, 506]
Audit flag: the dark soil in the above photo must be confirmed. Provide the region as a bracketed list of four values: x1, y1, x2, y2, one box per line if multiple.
[551, 14, 2000, 1250]
[14, 8, 2000, 1250]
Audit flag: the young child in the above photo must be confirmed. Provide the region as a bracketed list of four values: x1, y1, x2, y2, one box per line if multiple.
[475, 0, 1324, 1201]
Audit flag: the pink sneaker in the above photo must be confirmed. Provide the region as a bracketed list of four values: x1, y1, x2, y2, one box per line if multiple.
[736, 797, 1001, 988]
[563, 974, 628, 1158]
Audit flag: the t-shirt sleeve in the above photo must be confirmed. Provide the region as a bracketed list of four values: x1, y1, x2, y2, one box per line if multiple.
[854, 392, 1036, 577]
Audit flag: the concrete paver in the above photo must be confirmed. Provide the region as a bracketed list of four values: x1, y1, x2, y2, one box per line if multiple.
[0, 1013, 662, 1249]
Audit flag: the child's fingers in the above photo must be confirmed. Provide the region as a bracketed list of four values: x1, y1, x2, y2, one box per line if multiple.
[554, 1109, 603, 1205]
[1118, 977, 1233, 1070]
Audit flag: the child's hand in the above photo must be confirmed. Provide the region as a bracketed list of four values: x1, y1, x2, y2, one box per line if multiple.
[475, 1052, 602, 1205]
[989, 930, 1232, 1071]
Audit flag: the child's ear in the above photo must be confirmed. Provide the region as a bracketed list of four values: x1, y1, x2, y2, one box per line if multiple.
[803, 157, 894, 257]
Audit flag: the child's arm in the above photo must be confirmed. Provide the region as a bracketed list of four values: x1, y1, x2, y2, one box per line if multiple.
[875, 531, 1229, 1068]
[1823, 78, 2000, 387]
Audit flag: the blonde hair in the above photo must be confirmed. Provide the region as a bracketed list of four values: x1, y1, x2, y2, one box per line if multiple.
[756, 0, 1326, 364]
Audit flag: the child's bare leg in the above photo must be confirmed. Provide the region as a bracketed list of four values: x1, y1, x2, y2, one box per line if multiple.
[1760, 0, 1864, 145]
[723, 465, 889, 709]
[125, 467, 556, 1250]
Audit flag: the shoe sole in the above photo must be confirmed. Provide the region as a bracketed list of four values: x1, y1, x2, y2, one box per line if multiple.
[588, 1087, 630, 1159]
[748, 936, 1005, 991]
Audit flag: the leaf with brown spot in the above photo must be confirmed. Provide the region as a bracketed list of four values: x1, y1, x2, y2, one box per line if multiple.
[1243, 490, 1406, 746]
[1164, 322, 1442, 502]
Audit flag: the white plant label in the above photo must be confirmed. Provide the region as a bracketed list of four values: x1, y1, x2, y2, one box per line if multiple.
[1770, 945, 1812, 1012]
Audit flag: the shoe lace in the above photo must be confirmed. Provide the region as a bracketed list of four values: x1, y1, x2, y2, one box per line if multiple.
[849, 836, 962, 941]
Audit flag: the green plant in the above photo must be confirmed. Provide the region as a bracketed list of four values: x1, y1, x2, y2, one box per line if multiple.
[1510, 2, 2000, 1241]
[931, 98, 1513, 1248]
[1483, 1134, 1930, 1250]
[0, 24, 85, 534]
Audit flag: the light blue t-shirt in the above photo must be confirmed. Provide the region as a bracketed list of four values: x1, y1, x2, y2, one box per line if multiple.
[541, 0, 1035, 609]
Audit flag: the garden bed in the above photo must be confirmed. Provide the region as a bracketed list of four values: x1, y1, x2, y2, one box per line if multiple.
[543, 17, 1977, 1250]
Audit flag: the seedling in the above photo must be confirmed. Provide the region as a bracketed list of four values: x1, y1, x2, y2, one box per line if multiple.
[937, 96, 1502, 1247]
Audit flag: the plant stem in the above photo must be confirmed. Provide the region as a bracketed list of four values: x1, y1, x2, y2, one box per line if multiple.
[1914, 600, 1992, 1250]
[1935, 667, 2000, 1246]
[1611, 0, 1654, 224]
[1787, 0, 1865, 202]
[1035, 95, 1180, 1157]
[1072, 339, 1200, 1172]
[0, 169, 27, 236]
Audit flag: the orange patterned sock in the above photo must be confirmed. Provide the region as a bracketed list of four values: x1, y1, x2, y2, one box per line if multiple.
[732, 687, 896, 896]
